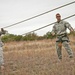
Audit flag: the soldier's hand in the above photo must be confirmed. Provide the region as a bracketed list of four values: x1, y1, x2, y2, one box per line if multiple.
[1, 65, 5, 70]
[1, 28, 5, 32]
[52, 33, 55, 36]
[1, 28, 7, 34]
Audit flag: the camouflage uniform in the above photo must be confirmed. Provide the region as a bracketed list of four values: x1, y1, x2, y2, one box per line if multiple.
[0, 30, 6, 66]
[52, 20, 73, 59]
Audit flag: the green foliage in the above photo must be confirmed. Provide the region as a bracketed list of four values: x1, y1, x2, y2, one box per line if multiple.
[2, 34, 22, 42]
[1, 32, 55, 42]
[2, 33, 39, 42]
[2, 34, 15, 42]
[44, 32, 56, 39]
[14, 35, 22, 41]
[22, 33, 38, 41]
[69, 30, 75, 36]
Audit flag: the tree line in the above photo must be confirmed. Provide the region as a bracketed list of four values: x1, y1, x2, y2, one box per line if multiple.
[1, 31, 75, 42]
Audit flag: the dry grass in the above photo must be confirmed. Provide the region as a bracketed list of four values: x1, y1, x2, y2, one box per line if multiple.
[3, 37, 75, 75]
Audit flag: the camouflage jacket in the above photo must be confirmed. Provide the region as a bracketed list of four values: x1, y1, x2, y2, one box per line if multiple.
[0, 30, 6, 47]
[52, 20, 73, 36]
[51, 20, 73, 42]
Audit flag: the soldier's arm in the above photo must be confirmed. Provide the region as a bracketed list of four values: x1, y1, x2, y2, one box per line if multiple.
[51, 25, 56, 36]
[65, 21, 74, 32]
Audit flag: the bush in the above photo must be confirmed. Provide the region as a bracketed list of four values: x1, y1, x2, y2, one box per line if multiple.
[22, 33, 38, 41]
[43, 32, 56, 39]
[1, 32, 56, 42]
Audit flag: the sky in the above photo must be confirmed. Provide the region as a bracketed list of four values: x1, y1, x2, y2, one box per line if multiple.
[0, 0, 75, 36]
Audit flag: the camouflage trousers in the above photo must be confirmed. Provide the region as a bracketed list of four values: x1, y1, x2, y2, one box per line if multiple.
[0, 47, 4, 75]
[0, 47, 4, 66]
[56, 41, 73, 59]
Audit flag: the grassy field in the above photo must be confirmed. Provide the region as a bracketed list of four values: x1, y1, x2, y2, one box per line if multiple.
[3, 36, 75, 75]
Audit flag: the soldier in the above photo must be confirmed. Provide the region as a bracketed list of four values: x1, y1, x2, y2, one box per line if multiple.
[0, 28, 7, 75]
[51, 13, 74, 60]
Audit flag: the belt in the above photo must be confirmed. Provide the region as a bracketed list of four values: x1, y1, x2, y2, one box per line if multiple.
[57, 33, 67, 37]
[56, 33, 69, 42]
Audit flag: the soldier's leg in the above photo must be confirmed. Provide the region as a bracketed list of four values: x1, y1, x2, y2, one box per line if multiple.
[0, 47, 5, 75]
[56, 42, 62, 60]
[62, 41, 73, 58]
[0, 65, 5, 75]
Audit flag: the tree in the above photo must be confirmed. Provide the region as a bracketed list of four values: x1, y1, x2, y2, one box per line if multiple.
[43, 32, 55, 39]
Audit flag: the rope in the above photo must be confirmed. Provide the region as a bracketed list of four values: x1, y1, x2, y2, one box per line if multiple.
[3, 1, 75, 29]
[22, 14, 75, 35]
